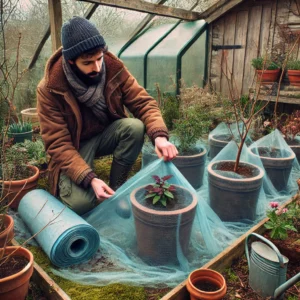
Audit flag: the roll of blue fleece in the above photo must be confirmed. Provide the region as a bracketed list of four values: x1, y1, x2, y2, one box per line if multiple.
[18, 189, 100, 267]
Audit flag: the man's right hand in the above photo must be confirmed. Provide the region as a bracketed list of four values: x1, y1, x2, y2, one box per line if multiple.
[91, 178, 115, 203]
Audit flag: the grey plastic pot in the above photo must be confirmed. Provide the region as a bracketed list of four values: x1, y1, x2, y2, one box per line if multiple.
[142, 148, 207, 190]
[208, 134, 232, 160]
[130, 184, 197, 265]
[207, 160, 264, 222]
[250, 147, 295, 192]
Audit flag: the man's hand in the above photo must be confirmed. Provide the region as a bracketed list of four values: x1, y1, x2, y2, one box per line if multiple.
[154, 136, 178, 161]
[91, 178, 115, 203]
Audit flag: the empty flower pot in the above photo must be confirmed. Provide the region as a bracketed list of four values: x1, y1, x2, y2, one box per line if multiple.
[186, 268, 227, 300]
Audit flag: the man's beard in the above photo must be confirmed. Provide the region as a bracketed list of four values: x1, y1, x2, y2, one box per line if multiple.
[71, 63, 102, 86]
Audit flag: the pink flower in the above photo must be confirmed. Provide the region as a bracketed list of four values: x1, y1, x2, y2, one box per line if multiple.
[282, 208, 288, 213]
[270, 201, 279, 208]
[264, 121, 271, 127]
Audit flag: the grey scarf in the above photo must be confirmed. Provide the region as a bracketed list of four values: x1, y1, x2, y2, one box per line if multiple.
[62, 57, 110, 125]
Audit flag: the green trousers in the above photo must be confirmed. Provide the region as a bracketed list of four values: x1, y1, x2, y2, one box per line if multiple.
[58, 118, 145, 215]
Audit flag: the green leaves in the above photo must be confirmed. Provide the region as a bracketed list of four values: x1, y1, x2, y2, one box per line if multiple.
[264, 205, 298, 240]
[144, 175, 176, 207]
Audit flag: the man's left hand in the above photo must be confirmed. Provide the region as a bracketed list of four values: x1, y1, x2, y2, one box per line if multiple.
[154, 137, 178, 161]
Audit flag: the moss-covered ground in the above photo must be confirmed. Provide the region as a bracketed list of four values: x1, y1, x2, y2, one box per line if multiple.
[34, 154, 170, 299]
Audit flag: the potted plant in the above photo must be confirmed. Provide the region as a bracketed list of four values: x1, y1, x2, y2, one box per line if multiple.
[263, 200, 299, 264]
[0, 246, 34, 299]
[130, 175, 197, 265]
[143, 86, 217, 189]
[186, 268, 227, 300]
[1, 142, 39, 209]
[251, 57, 280, 83]
[286, 59, 300, 86]
[7, 122, 33, 144]
[207, 68, 270, 221]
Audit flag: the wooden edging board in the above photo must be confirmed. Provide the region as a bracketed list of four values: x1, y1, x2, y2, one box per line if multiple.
[11, 238, 71, 300]
[161, 193, 299, 300]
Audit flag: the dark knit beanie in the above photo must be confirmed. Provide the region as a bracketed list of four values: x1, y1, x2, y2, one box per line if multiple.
[61, 16, 106, 61]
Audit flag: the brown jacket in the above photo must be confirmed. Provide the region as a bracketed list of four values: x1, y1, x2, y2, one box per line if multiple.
[37, 48, 168, 196]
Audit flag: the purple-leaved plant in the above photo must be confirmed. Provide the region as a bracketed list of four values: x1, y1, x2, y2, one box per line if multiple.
[144, 175, 176, 207]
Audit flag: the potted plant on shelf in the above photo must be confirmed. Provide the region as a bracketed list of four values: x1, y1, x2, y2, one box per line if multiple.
[251, 56, 280, 83]
[7, 121, 33, 144]
[286, 59, 300, 86]
[130, 174, 197, 265]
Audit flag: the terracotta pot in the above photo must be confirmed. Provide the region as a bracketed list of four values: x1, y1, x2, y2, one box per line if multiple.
[130, 185, 197, 265]
[142, 148, 207, 189]
[256, 69, 280, 83]
[250, 147, 295, 192]
[287, 70, 300, 86]
[186, 268, 227, 300]
[3, 165, 40, 209]
[0, 246, 34, 300]
[0, 215, 14, 247]
[208, 160, 264, 221]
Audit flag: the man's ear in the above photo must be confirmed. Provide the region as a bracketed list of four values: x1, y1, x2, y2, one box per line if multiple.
[68, 60, 74, 65]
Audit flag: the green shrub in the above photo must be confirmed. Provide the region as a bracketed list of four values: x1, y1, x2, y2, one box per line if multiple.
[251, 57, 279, 70]
[161, 94, 180, 130]
[286, 60, 300, 70]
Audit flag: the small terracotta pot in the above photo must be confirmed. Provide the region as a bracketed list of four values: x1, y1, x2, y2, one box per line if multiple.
[187, 269, 227, 300]
[287, 70, 300, 86]
[0, 215, 14, 247]
[3, 165, 40, 209]
[256, 69, 280, 83]
[0, 246, 34, 300]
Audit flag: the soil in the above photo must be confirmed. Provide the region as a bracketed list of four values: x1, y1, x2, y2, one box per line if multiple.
[0, 255, 29, 278]
[216, 161, 258, 178]
[194, 280, 220, 292]
[223, 252, 300, 300]
[263, 231, 300, 265]
[257, 147, 290, 158]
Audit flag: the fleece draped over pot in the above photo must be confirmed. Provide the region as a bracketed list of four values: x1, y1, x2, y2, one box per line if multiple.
[18, 189, 100, 267]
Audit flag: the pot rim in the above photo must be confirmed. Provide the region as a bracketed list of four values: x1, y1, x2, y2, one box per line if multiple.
[0, 246, 34, 283]
[208, 160, 264, 182]
[130, 184, 197, 216]
[176, 147, 207, 159]
[2, 165, 39, 185]
[250, 147, 295, 162]
[208, 133, 232, 144]
[188, 268, 226, 294]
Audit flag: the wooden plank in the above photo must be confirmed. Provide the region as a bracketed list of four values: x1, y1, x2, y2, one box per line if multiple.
[220, 12, 237, 96]
[201, 0, 244, 24]
[28, 3, 98, 70]
[233, 10, 248, 96]
[242, 6, 262, 94]
[210, 19, 225, 92]
[267, 0, 278, 57]
[206, 23, 213, 88]
[48, 0, 62, 53]
[79, 0, 202, 20]
[11, 239, 71, 300]
[259, 6, 272, 56]
[272, 0, 290, 56]
[161, 194, 299, 300]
